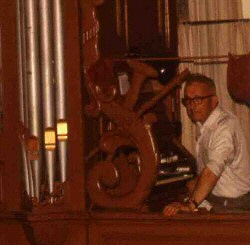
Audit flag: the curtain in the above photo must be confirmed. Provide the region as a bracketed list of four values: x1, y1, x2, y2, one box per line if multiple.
[188, 0, 242, 21]
[178, 0, 250, 155]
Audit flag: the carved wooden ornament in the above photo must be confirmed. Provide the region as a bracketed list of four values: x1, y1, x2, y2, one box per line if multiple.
[85, 58, 189, 210]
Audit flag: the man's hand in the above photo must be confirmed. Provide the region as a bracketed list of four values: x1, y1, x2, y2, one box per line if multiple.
[163, 202, 181, 216]
[162, 202, 195, 216]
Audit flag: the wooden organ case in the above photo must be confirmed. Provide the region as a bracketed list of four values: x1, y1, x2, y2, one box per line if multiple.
[85, 58, 196, 211]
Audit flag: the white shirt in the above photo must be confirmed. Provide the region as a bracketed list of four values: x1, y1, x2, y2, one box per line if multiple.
[196, 106, 250, 198]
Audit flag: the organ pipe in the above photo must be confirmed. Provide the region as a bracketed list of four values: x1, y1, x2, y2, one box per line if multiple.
[17, 0, 67, 204]
[53, 0, 68, 183]
[39, 0, 56, 196]
[17, 0, 31, 196]
[25, 0, 42, 200]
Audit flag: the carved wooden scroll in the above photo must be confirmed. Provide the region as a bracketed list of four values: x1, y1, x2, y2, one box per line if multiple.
[227, 53, 250, 106]
[85, 58, 189, 209]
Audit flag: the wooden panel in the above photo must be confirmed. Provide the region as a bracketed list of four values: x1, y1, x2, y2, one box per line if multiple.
[64, 0, 86, 210]
[97, 0, 177, 57]
[96, 0, 127, 56]
[89, 212, 250, 245]
[126, 0, 171, 55]
[23, 213, 89, 245]
[0, 0, 22, 209]
[0, 213, 29, 244]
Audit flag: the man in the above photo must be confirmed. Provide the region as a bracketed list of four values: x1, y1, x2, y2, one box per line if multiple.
[163, 74, 250, 216]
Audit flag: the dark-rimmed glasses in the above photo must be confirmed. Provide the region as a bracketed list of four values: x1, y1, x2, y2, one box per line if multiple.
[181, 94, 215, 107]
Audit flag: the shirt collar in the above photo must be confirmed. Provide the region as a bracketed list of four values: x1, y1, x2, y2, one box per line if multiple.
[196, 105, 222, 132]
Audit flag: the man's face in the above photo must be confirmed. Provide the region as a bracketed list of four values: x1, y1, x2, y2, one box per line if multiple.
[183, 81, 218, 124]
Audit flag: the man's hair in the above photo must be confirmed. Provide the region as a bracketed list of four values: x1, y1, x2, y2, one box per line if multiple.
[184, 73, 217, 93]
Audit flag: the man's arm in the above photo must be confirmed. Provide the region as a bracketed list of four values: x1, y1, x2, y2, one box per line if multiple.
[163, 167, 218, 216]
[186, 177, 198, 194]
[191, 166, 218, 204]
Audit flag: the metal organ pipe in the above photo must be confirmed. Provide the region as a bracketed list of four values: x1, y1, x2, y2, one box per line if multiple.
[39, 0, 56, 197]
[17, 0, 67, 204]
[25, 0, 42, 201]
[17, 0, 27, 125]
[19, 0, 35, 198]
[17, 0, 31, 196]
[53, 0, 68, 183]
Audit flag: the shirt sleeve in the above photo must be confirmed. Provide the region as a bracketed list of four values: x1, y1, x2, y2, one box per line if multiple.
[206, 124, 235, 177]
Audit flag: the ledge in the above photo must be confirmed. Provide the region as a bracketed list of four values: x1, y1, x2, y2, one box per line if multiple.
[89, 209, 250, 222]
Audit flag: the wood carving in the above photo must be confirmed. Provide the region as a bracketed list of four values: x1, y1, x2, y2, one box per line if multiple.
[85, 58, 190, 209]
[81, 0, 105, 68]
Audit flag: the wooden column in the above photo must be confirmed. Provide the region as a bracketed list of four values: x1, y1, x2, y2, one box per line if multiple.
[64, 0, 86, 211]
[0, 0, 22, 210]
[0, 1, 30, 243]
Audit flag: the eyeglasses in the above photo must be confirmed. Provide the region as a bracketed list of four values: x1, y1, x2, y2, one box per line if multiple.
[181, 94, 215, 107]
